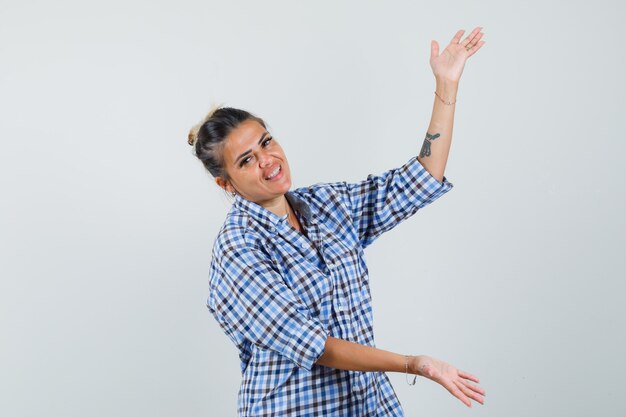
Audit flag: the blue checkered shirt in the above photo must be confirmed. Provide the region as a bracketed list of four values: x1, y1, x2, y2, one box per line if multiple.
[207, 155, 453, 416]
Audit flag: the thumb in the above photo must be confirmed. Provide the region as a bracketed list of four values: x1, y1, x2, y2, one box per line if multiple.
[430, 40, 439, 59]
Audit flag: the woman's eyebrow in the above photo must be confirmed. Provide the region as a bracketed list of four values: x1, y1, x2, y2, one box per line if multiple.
[234, 132, 270, 165]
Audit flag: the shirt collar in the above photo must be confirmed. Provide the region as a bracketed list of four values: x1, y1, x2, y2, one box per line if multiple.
[233, 191, 316, 230]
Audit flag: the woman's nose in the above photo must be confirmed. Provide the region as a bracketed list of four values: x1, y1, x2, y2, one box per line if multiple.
[259, 154, 273, 167]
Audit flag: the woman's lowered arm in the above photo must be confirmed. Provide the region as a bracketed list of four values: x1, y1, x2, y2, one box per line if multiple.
[316, 336, 406, 373]
[417, 27, 485, 183]
[316, 336, 486, 408]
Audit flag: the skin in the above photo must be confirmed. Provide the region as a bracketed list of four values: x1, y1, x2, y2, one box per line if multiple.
[417, 26, 485, 183]
[215, 119, 298, 223]
[215, 26, 487, 408]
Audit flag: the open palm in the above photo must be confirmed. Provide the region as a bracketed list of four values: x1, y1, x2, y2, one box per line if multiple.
[411, 354, 486, 408]
[430, 27, 485, 83]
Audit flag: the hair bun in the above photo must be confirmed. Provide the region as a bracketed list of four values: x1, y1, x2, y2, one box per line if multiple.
[187, 101, 226, 147]
[188, 126, 199, 146]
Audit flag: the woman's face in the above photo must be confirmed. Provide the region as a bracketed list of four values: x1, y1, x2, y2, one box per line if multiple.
[216, 119, 292, 206]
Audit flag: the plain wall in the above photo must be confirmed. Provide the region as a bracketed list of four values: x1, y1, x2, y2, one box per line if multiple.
[1, 0, 625, 416]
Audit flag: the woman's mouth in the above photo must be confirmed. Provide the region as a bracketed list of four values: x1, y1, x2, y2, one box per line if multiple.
[264, 165, 282, 181]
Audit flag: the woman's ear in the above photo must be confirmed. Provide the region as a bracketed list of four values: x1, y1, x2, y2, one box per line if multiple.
[215, 176, 233, 194]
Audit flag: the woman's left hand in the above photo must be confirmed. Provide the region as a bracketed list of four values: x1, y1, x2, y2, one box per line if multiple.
[409, 354, 486, 408]
[430, 27, 485, 84]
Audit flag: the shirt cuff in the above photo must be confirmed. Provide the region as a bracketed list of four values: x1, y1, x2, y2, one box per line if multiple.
[284, 318, 329, 371]
[406, 156, 454, 207]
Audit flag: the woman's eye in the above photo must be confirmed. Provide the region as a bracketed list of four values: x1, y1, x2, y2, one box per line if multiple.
[239, 137, 272, 167]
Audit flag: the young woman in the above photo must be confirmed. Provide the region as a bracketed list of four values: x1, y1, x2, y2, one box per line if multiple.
[189, 27, 486, 416]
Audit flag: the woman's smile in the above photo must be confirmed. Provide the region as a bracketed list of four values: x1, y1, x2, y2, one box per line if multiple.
[264, 165, 282, 181]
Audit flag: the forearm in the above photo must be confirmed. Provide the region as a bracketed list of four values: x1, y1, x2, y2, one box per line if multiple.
[417, 78, 459, 183]
[315, 336, 410, 373]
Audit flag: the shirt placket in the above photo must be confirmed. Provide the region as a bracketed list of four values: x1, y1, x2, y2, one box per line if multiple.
[317, 225, 356, 340]
[285, 200, 367, 401]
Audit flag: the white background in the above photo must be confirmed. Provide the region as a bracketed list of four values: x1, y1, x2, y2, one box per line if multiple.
[2, 0, 625, 416]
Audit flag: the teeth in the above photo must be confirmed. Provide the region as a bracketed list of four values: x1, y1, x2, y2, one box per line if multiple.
[266, 166, 280, 180]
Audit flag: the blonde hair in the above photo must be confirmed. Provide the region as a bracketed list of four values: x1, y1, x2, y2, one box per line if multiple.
[187, 101, 226, 147]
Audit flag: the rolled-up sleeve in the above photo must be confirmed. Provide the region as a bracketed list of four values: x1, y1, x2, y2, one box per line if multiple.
[207, 243, 328, 371]
[331, 156, 454, 249]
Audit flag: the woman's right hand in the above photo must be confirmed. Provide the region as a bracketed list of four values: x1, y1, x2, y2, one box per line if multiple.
[429, 27, 485, 84]
[409, 354, 486, 408]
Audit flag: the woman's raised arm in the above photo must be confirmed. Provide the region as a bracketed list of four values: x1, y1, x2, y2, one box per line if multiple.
[418, 27, 485, 182]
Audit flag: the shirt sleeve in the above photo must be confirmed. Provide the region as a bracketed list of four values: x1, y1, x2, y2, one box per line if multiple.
[207, 242, 329, 371]
[330, 155, 454, 249]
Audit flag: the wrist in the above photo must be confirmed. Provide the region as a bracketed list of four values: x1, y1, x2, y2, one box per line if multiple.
[407, 354, 422, 376]
[434, 81, 458, 105]
[435, 76, 460, 87]
[435, 77, 458, 94]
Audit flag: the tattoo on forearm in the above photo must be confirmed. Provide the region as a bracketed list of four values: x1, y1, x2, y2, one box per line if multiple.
[419, 132, 440, 158]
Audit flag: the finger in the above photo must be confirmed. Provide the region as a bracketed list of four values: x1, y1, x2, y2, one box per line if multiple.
[460, 27, 482, 50]
[444, 380, 472, 407]
[461, 379, 486, 396]
[466, 40, 486, 58]
[450, 29, 465, 45]
[461, 26, 482, 47]
[468, 31, 485, 46]
[454, 379, 483, 406]
[458, 370, 480, 383]
[430, 40, 439, 59]
[464, 30, 484, 53]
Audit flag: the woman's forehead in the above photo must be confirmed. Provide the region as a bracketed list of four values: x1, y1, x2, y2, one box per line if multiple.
[228, 120, 266, 145]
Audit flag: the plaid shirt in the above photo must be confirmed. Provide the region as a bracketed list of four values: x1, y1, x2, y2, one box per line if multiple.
[207, 155, 453, 416]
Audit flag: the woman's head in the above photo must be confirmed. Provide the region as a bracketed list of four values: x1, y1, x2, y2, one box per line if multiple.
[188, 106, 292, 207]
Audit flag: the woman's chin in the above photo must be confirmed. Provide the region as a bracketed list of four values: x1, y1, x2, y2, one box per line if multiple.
[271, 175, 291, 193]
[277, 181, 291, 194]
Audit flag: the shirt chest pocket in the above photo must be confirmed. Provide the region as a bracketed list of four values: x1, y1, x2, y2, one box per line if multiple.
[319, 233, 372, 306]
[269, 242, 334, 325]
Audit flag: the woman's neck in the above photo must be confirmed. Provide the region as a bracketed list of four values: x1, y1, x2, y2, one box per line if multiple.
[260, 194, 289, 218]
